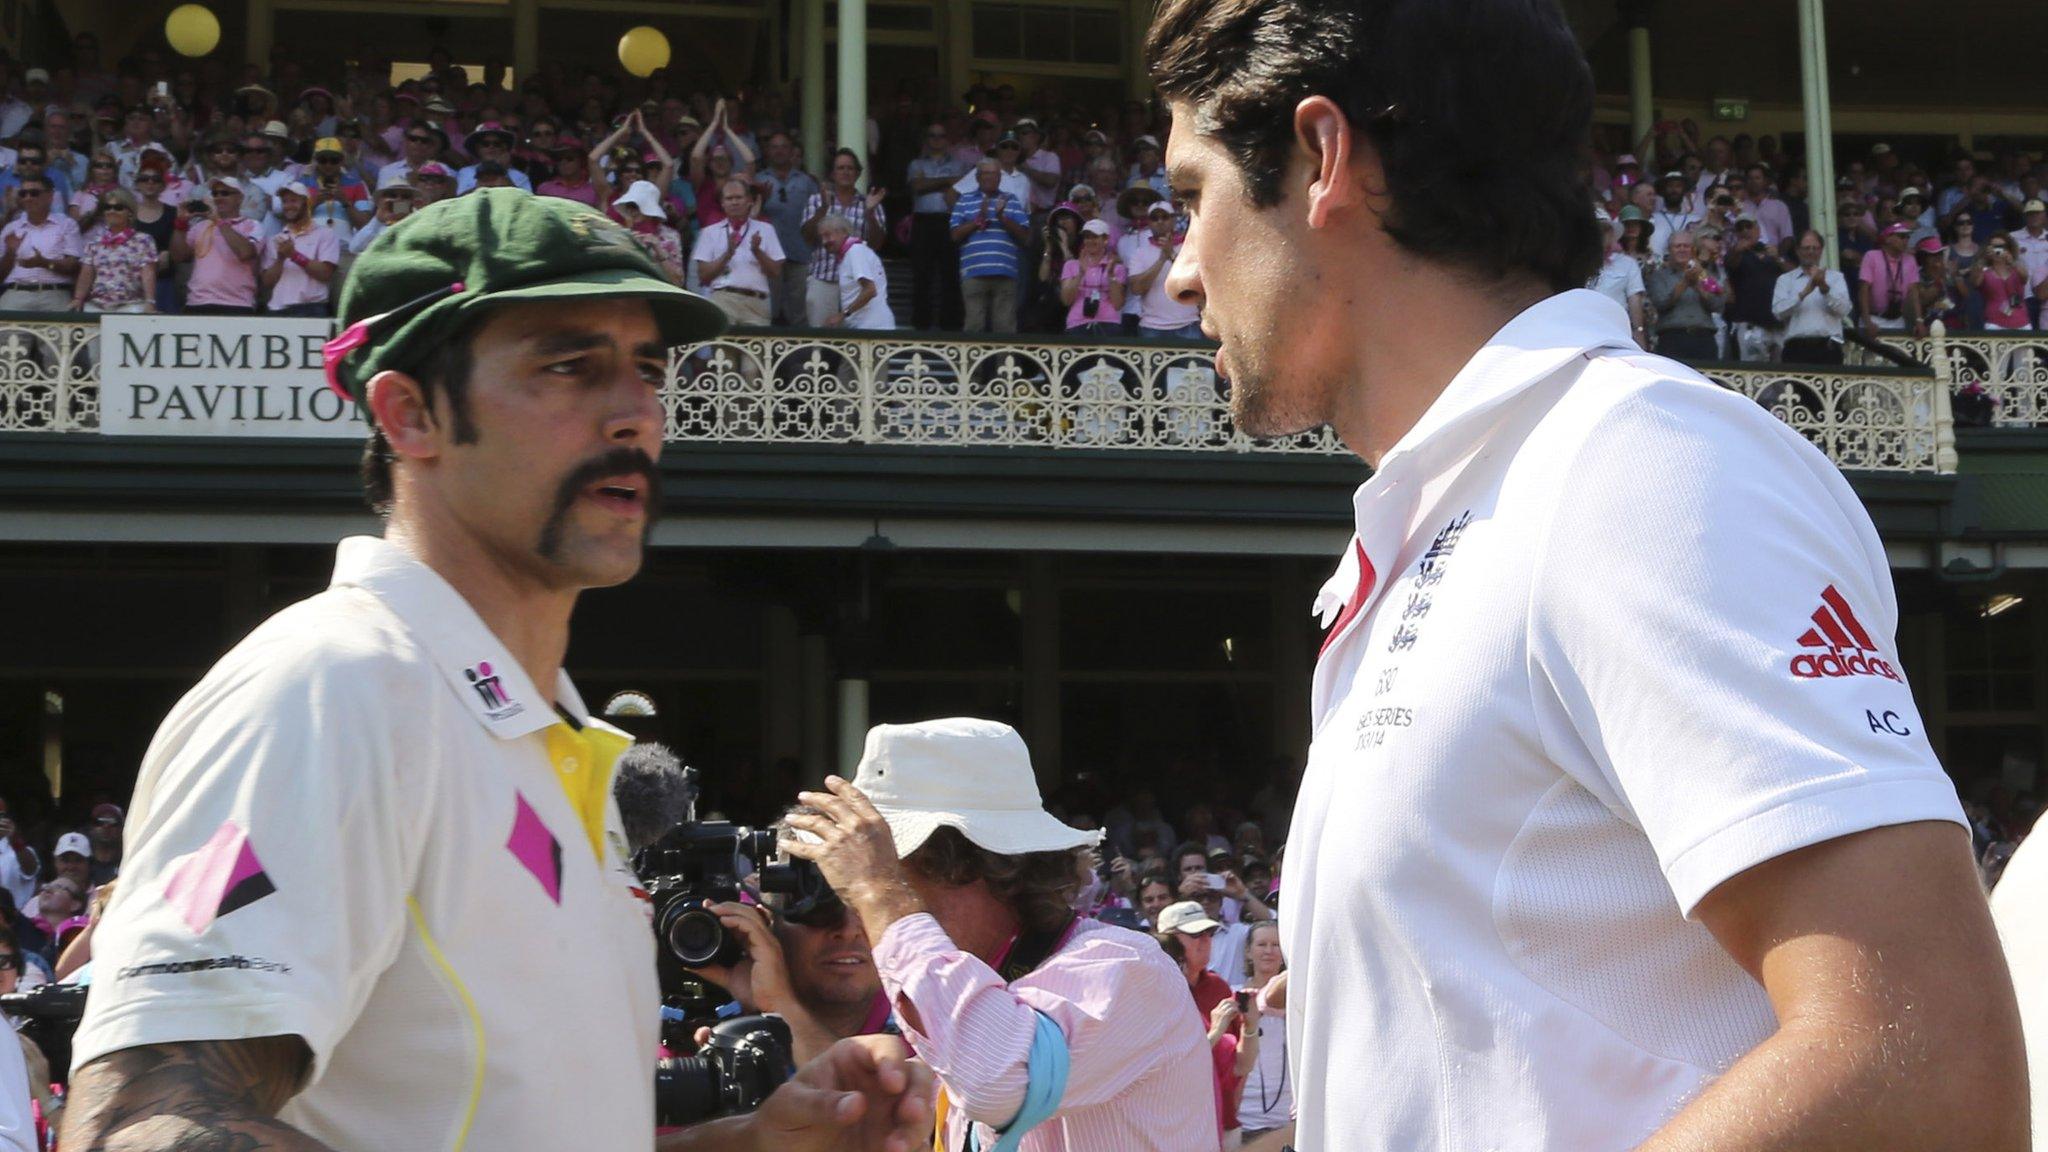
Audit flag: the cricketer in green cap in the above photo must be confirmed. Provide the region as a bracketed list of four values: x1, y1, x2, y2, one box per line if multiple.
[326, 187, 725, 402]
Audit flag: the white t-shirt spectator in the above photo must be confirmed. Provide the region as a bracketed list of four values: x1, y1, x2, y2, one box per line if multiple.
[2012, 226, 2048, 285]
[1124, 234, 1203, 332]
[834, 239, 895, 330]
[691, 216, 785, 296]
[0, 215, 83, 286]
[1205, 920, 1249, 985]
[1588, 250, 1644, 313]
[1236, 1006, 1293, 1135]
[262, 225, 343, 310]
[1286, 290, 1963, 1151]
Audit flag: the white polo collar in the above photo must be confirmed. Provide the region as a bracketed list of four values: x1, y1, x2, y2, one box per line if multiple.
[330, 535, 596, 741]
[1314, 290, 1637, 625]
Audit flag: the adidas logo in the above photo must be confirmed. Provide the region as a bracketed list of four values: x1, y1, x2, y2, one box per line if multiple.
[1790, 585, 1902, 682]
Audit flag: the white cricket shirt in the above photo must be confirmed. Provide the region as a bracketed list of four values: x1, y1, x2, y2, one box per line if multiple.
[73, 536, 660, 1151]
[1285, 290, 1964, 1151]
[1991, 835, 2048, 1151]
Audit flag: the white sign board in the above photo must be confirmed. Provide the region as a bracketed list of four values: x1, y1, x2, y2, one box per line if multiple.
[97, 315, 364, 439]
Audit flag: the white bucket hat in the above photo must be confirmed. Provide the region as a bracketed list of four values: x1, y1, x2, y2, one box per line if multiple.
[615, 179, 667, 220]
[852, 718, 1103, 858]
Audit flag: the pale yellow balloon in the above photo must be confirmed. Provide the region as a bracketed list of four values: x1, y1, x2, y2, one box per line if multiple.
[617, 26, 671, 78]
[164, 4, 221, 58]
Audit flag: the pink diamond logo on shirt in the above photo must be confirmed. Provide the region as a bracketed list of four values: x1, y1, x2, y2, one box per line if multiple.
[507, 792, 563, 905]
[163, 819, 276, 935]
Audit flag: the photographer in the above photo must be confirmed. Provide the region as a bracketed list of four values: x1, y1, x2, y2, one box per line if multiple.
[784, 718, 1216, 1151]
[689, 808, 890, 1067]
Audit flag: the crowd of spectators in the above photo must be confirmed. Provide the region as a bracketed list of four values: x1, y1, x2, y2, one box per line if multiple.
[0, 794, 123, 997]
[0, 31, 1198, 340]
[1588, 121, 2048, 367]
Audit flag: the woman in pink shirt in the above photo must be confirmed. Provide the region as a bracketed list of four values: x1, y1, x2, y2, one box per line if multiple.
[1061, 219, 1126, 335]
[1972, 233, 2033, 330]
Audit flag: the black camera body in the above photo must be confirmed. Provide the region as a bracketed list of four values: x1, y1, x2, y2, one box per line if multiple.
[633, 821, 835, 973]
[654, 1013, 794, 1126]
[1, 982, 89, 1086]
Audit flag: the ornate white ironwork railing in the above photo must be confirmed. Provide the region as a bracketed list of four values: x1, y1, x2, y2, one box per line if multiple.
[1883, 328, 2048, 429]
[0, 316, 1948, 472]
[665, 333, 1343, 454]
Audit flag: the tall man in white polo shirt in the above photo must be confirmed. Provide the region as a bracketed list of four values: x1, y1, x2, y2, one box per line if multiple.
[62, 190, 933, 1152]
[1149, 2, 2025, 1151]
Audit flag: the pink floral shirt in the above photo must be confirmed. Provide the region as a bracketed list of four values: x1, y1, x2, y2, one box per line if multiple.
[629, 223, 685, 283]
[82, 229, 158, 309]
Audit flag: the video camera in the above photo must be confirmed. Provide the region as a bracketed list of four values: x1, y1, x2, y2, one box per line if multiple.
[654, 1012, 793, 1126]
[632, 821, 837, 972]
[1, 983, 89, 1086]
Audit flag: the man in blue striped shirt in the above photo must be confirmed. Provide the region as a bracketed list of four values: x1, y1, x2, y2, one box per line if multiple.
[949, 159, 1031, 334]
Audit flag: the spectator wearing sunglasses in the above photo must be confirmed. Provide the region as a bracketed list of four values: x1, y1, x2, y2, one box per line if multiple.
[170, 177, 262, 315]
[695, 811, 890, 1067]
[347, 170, 417, 255]
[0, 176, 80, 311]
[376, 121, 446, 192]
[0, 144, 69, 217]
[458, 121, 531, 194]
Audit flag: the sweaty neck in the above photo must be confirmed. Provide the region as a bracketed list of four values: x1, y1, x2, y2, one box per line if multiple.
[383, 509, 577, 709]
[1330, 260, 1552, 468]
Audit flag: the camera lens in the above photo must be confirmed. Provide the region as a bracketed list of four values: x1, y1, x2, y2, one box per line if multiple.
[663, 902, 730, 967]
[654, 1056, 722, 1127]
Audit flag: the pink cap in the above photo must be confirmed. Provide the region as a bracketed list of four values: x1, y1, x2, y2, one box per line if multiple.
[1914, 236, 1944, 255]
[1882, 221, 1912, 237]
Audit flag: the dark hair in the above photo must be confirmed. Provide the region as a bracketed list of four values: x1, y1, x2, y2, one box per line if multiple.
[904, 826, 1083, 935]
[1155, 930, 1189, 967]
[1146, 0, 1602, 292]
[1171, 840, 1206, 867]
[14, 175, 48, 194]
[830, 147, 863, 176]
[1136, 869, 1173, 898]
[360, 315, 483, 513]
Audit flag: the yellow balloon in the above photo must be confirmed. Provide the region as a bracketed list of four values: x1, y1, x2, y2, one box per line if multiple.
[164, 4, 221, 58]
[618, 26, 671, 78]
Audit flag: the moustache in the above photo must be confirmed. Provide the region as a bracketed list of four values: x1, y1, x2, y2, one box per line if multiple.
[538, 446, 662, 559]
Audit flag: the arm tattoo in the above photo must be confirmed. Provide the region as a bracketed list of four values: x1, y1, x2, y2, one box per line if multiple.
[59, 1036, 339, 1152]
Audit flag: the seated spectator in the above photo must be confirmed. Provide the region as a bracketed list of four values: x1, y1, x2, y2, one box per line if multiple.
[303, 138, 371, 247]
[536, 136, 596, 206]
[413, 161, 457, 207]
[1060, 219, 1125, 335]
[1904, 237, 1964, 338]
[68, 153, 122, 236]
[691, 177, 784, 326]
[259, 183, 340, 317]
[1971, 232, 2035, 331]
[1645, 230, 1727, 361]
[378, 120, 444, 188]
[69, 190, 157, 314]
[0, 176, 80, 311]
[41, 834, 91, 910]
[1159, 900, 1234, 1008]
[108, 105, 173, 188]
[0, 144, 68, 216]
[171, 178, 262, 315]
[348, 170, 415, 256]
[816, 212, 894, 330]
[26, 879, 82, 963]
[459, 120, 530, 193]
[951, 159, 1029, 335]
[1127, 134, 1169, 197]
[1136, 870, 1175, 928]
[613, 180, 685, 286]
[1773, 230, 1854, 364]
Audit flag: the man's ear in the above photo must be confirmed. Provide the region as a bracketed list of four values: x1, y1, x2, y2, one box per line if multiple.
[1295, 96, 1384, 230]
[364, 369, 442, 464]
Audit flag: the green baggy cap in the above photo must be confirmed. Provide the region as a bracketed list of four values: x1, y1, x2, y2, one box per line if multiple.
[327, 187, 726, 402]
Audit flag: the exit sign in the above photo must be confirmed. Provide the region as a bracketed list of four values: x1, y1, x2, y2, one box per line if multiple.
[1712, 97, 1749, 121]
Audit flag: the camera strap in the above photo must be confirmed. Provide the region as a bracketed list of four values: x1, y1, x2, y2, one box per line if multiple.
[996, 913, 1077, 984]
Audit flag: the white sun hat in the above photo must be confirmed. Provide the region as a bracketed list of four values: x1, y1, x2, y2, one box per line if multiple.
[852, 718, 1104, 858]
[615, 179, 667, 220]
